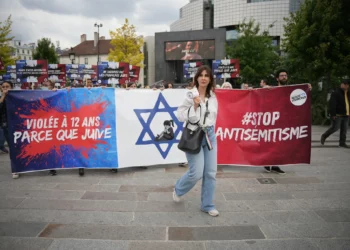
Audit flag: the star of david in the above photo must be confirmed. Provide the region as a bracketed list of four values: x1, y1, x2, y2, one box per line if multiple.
[134, 93, 184, 159]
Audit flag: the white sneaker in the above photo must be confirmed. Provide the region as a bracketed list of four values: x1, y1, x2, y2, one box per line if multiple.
[12, 173, 19, 179]
[172, 189, 182, 203]
[207, 209, 219, 217]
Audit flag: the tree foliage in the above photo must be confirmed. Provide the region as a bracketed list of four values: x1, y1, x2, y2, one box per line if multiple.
[0, 15, 16, 74]
[33, 38, 59, 63]
[283, 0, 350, 86]
[283, 0, 350, 124]
[108, 18, 144, 67]
[226, 19, 279, 86]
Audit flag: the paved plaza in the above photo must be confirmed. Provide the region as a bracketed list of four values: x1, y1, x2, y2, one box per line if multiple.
[0, 125, 349, 250]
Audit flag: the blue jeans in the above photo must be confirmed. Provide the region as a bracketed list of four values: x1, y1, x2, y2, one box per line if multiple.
[175, 126, 217, 212]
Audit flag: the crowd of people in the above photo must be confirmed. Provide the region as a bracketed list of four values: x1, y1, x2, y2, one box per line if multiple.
[1, 67, 349, 217]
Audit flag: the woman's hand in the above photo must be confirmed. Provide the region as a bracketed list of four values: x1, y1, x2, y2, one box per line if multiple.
[193, 96, 201, 110]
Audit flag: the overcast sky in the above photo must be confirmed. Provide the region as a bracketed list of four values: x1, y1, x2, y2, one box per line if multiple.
[0, 0, 189, 49]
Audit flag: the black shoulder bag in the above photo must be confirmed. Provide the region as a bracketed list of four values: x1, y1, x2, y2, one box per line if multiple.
[178, 101, 209, 154]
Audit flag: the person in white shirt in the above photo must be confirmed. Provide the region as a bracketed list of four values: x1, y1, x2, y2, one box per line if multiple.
[173, 65, 219, 217]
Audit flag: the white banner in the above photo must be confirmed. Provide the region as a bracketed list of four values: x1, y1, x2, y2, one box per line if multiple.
[115, 89, 187, 168]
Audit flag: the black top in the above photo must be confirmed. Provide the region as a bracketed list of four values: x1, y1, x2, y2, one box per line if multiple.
[0, 99, 7, 128]
[329, 87, 350, 117]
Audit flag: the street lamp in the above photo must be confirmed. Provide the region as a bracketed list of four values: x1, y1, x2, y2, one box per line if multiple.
[69, 48, 75, 64]
[94, 23, 103, 64]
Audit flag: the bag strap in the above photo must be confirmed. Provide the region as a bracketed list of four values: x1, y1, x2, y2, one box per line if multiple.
[187, 104, 201, 126]
[203, 101, 209, 126]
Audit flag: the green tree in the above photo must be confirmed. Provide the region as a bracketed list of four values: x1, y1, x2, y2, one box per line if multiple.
[33, 38, 58, 63]
[283, 0, 350, 85]
[226, 19, 279, 86]
[283, 0, 350, 124]
[0, 15, 16, 74]
[108, 18, 144, 67]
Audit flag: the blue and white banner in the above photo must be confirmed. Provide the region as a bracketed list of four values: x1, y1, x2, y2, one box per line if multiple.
[7, 89, 186, 173]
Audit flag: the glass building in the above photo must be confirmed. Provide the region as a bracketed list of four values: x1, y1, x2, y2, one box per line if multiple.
[170, 0, 304, 44]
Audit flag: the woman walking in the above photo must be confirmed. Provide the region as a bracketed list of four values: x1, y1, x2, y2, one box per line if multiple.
[173, 65, 219, 217]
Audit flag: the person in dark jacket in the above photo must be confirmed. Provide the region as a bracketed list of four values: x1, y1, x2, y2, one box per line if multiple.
[321, 79, 350, 148]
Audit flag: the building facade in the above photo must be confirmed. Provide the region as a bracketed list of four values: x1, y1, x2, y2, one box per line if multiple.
[171, 0, 304, 44]
[59, 33, 111, 65]
[7, 40, 35, 60]
[170, 0, 213, 32]
[143, 36, 155, 86]
[59, 33, 144, 85]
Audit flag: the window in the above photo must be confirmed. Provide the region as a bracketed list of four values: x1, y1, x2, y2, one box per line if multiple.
[17, 49, 19, 53]
[84, 58, 88, 64]
[24, 56, 26, 60]
[22, 49, 24, 54]
[226, 30, 239, 40]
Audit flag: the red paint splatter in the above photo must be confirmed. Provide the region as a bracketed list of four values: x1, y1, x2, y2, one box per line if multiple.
[17, 99, 110, 166]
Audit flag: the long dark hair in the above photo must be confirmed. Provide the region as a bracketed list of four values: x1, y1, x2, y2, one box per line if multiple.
[194, 65, 214, 98]
[164, 120, 174, 127]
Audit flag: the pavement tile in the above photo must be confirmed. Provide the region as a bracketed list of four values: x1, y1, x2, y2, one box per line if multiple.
[0, 209, 133, 225]
[135, 201, 186, 212]
[0, 182, 57, 190]
[0, 237, 53, 250]
[0, 222, 48, 237]
[301, 198, 350, 210]
[292, 190, 350, 199]
[128, 242, 205, 250]
[47, 239, 129, 250]
[39, 223, 166, 240]
[0, 197, 25, 208]
[168, 225, 265, 240]
[119, 185, 173, 192]
[53, 183, 120, 192]
[315, 210, 350, 222]
[132, 212, 266, 226]
[205, 239, 319, 250]
[147, 192, 225, 201]
[17, 198, 137, 212]
[99, 178, 179, 185]
[256, 211, 326, 224]
[274, 177, 323, 184]
[81, 191, 148, 201]
[216, 173, 264, 178]
[185, 200, 249, 213]
[260, 222, 350, 238]
[0, 189, 85, 200]
[224, 192, 294, 201]
[312, 239, 350, 250]
[36, 175, 101, 184]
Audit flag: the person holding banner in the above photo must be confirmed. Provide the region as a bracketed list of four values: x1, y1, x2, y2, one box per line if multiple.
[173, 65, 219, 217]
[0, 81, 19, 179]
[263, 70, 312, 175]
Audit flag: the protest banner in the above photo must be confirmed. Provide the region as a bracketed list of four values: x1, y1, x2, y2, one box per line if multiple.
[7, 85, 311, 173]
[6, 65, 16, 81]
[48, 64, 66, 87]
[65, 64, 80, 80]
[212, 59, 240, 79]
[98, 62, 129, 86]
[129, 65, 140, 83]
[16, 60, 48, 83]
[78, 64, 97, 82]
[183, 62, 202, 79]
[216, 84, 311, 165]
